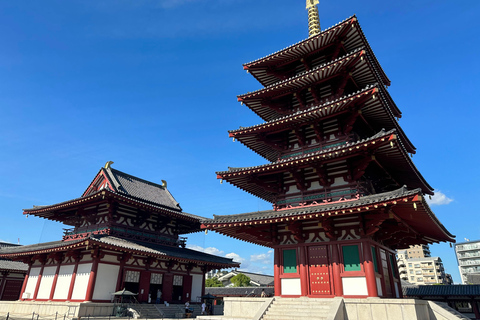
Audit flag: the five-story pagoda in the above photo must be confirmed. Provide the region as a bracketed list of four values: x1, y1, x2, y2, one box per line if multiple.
[202, 1, 454, 298]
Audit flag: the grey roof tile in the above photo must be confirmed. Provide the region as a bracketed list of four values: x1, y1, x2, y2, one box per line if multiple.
[0, 259, 28, 272]
[0, 236, 238, 267]
[105, 168, 182, 212]
[404, 285, 480, 297]
[204, 186, 418, 224]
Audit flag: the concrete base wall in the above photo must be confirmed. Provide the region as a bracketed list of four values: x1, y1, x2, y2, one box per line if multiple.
[344, 298, 430, 320]
[0, 301, 115, 318]
[198, 297, 467, 320]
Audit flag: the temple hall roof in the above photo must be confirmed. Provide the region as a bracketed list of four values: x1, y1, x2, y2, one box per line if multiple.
[0, 235, 239, 268]
[0, 259, 28, 272]
[85, 166, 182, 212]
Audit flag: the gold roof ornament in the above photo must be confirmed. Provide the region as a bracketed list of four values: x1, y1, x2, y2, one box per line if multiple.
[306, 0, 321, 37]
[104, 161, 114, 169]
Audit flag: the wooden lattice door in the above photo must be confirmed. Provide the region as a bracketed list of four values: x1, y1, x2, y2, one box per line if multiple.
[308, 245, 331, 295]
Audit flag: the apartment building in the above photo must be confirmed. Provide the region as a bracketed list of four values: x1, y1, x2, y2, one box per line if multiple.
[455, 239, 480, 284]
[397, 245, 452, 285]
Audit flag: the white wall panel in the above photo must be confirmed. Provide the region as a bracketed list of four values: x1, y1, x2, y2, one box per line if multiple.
[37, 266, 57, 299]
[191, 274, 203, 303]
[53, 265, 75, 300]
[92, 264, 119, 301]
[280, 278, 301, 295]
[23, 267, 41, 299]
[342, 277, 368, 296]
[71, 263, 92, 300]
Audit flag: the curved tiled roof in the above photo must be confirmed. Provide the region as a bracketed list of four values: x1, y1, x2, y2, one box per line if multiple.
[205, 186, 418, 224]
[0, 259, 28, 272]
[202, 186, 454, 247]
[105, 168, 182, 212]
[404, 285, 480, 297]
[243, 16, 390, 88]
[0, 235, 239, 268]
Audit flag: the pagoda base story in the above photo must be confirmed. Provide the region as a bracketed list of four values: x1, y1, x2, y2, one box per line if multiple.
[273, 238, 401, 299]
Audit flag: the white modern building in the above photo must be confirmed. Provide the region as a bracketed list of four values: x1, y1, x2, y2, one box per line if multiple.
[455, 239, 480, 284]
[397, 245, 451, 285]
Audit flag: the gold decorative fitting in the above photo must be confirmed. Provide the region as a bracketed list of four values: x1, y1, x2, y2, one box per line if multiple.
[104, 161, 114, 169]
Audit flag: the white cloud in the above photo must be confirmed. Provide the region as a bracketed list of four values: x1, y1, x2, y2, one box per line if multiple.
[250, 250, 273, 264]
[225, 252, 245, 264]
[427, 191, 453, 206]
[186, 244, 224, 256]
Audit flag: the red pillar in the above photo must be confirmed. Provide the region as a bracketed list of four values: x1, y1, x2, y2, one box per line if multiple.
[49, 255, 63, 300]
[19, 262, 32, 300]
[162, 273, 173, 302]
[274, 248, 281, 297]
[363, 242, 378, 297]
[183, 275, 193, 302]
[85, 257, 99, 301]
[201, 268, 206, 297]
[67, 259, 80, 301]
[33, 257, 46, 300]
[138, 271, 151, 302]
[330, 244, 343, 296]
[299, 246, 308, 296]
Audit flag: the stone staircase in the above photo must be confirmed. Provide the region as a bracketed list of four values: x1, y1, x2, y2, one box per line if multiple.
[127, 303, 165, 318]
[261, 297, 333, 320]
[155, 303, 203, 318]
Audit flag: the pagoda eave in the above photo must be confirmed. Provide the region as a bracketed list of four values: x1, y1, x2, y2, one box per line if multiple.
[201, 188, 454, 248]
[230, 85, 415, 161]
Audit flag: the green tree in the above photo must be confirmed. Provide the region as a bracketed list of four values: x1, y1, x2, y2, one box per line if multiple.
[230, 273, 251, 287]
[205, 277, 224, 287]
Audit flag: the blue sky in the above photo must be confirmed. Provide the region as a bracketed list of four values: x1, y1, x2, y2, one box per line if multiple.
[1, 0, 479, 283]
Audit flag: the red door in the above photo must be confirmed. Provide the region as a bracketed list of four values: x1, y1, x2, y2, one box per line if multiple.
[308, 246, 331, 295]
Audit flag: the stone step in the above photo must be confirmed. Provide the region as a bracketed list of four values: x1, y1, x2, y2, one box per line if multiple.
[268, 305, 331, 309]
[263, 316, 327, 320]
[265, 310, 329, 317]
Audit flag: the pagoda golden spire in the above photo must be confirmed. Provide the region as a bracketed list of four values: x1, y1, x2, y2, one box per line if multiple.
[306, 0, 321, 37]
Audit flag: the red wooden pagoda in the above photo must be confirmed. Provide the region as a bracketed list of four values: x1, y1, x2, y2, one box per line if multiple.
[202, 3, 454, 299]
[0, 162, 238, 303]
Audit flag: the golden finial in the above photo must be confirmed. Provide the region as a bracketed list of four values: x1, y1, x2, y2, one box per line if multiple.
[306, 0, 321, 37]
[104, 161, 114, 169]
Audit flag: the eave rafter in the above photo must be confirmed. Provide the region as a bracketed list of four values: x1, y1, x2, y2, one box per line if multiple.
[219, 132, 392, 180]
[230, 86, 376, 140]
[238, 49, 365, 104]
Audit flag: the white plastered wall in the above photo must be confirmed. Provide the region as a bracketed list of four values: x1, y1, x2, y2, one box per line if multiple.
[191, 274, 203, 303]
[23, 267, 41, 299]
[71, 263, 92, 300]
[53, 265, 75, 300]
[342, 277, 368, 296]
[280, 278, 301, 295]
[92, 264, 119, 301]
[37, 266, 57, 299]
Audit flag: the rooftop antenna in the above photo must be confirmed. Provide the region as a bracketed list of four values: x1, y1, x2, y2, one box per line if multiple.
[306, 0, 321, 37]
